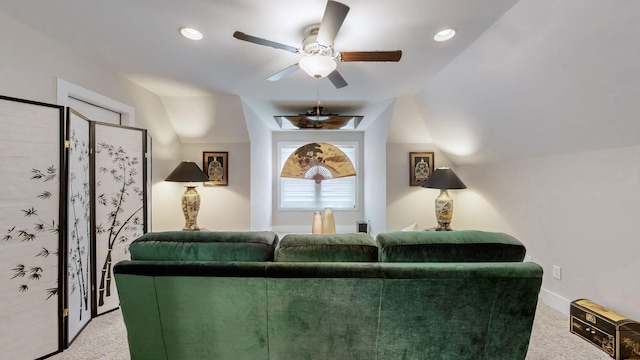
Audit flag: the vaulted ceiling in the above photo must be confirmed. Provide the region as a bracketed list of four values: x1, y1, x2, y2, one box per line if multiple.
[1, 0, 639, 164]
[419, 0, 640, 164]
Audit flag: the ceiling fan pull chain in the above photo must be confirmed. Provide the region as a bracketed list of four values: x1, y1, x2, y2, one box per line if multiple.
[316, 83, 322, 116]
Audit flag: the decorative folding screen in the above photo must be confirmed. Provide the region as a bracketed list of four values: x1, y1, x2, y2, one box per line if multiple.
[0, 96, 63, 360]
[93, 123, 146, 315]
[66, 110, 92, 344]
[0, 94, 150, 357]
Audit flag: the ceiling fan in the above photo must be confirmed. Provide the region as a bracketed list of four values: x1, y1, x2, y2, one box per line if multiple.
[233, 0, 402, 89]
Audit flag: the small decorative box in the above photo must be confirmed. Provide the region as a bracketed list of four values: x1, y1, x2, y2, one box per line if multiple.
[570, 299, 640, 359]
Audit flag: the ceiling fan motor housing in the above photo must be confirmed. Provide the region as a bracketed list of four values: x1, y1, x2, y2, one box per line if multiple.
[302, 24, 333, 56]
[303, 36, 333, 57]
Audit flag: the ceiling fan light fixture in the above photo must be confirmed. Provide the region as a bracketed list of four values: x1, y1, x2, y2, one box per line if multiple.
[299, 55, 337, 78]
[179, 27, 203, 41]
[434, 28, 456, 42]
[274, 106, 363, 130]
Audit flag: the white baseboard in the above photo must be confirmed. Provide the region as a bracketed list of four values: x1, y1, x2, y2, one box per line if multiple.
[540, 287, 571, 315]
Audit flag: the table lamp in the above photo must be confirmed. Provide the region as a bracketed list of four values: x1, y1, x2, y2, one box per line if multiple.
[165, 161, 209, 230]
[422, 167, 467, 231]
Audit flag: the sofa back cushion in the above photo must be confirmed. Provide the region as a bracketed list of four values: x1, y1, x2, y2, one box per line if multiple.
[275, 233, 378, 262]
[376, 230, 526, 262]
[129, 231, 279, 261]
[114, 260, 543, 360]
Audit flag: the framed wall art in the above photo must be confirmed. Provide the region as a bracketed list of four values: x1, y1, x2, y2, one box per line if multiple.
[409, 152, 435, 186]
[203, 151, 228, 186]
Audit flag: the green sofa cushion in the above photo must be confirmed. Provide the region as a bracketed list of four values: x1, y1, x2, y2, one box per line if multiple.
[129, 231, 279, 262]
[275, 233, 378, 262]
[376, 230, 526, 262]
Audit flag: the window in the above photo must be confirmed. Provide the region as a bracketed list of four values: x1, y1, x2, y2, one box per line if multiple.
[278, 142, 357, 210]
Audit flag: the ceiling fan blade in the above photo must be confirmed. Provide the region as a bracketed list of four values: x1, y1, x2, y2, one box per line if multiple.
[339, 51, 403, 62]
[233, 31, 300, 54]
[327, 70, 348, 89]
[316, 1, 350, 46]
[266, 63, 300, 81]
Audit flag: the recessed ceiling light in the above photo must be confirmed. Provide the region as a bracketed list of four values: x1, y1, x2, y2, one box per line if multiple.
[179, 27, 203, 41]
[434, 28, 456, 42]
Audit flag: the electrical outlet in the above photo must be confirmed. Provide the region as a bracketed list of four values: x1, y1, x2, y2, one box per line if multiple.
[552, 265, 562, 280]
[524, 255, 533, 262]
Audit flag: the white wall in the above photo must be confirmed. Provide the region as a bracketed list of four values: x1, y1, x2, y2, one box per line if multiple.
[385, 96, 459, 231]
[0, 9, 181, 232]
[170, 143, 252, 231]
[153, 94, 253, 232]
[386, 144, 458, 231]
[386, 96, 434, 144]
[161, 95, 250, 144]
[243, 102, 274, 231]
[455, 146, 640, 320]
[363, 101, 394, 235]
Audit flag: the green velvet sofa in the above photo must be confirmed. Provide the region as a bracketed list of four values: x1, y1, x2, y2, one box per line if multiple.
[114, 230, 543, 360]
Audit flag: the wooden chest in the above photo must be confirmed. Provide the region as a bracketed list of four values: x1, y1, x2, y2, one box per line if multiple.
[570, 299, 640, 359]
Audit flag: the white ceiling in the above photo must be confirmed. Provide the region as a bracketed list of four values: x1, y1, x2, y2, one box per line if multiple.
[0, 0, 518, 108]
[420, 0, 640, 163]
[2, 0, 639, 163]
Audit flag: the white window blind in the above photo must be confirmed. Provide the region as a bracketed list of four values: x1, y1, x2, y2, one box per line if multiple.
[279, 142, 357, 210]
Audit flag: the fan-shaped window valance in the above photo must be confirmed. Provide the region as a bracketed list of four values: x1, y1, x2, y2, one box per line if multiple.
[280, 142, 356, 183]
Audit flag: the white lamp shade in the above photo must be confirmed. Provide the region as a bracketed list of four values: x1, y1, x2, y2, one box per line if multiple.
[299, 55, 337, 78]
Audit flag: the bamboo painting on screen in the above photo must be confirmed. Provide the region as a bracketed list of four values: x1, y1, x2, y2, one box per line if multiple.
[0, 95, 63, 359]
[67, 109, 92, 343]
[94, 123, 146, 315]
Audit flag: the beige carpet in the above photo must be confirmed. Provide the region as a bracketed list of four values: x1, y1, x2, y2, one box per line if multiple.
[526, 302, 609, 360]
[48, 302, 610, 360]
